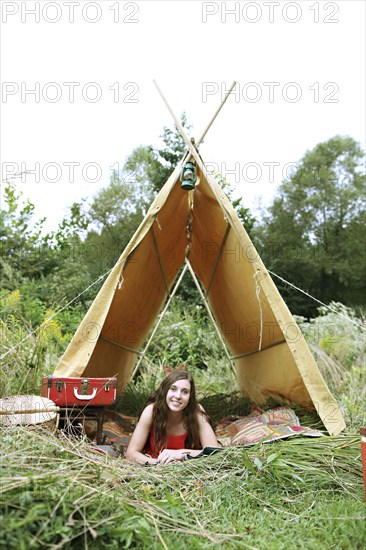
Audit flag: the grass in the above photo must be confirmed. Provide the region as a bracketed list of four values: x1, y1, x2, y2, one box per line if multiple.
[1, 426, 364, 549]
[1, 301, 366, 548]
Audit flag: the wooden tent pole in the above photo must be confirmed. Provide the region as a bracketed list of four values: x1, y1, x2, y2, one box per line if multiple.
[153, 81, 238, 375]
[153, 80, 198, 159]
[197, 81, 237, 146]
[185, 259, 237, 375]
[153, 79, 236, 149]
[130, 263, 189, 380]
[155, 92, 238, 244]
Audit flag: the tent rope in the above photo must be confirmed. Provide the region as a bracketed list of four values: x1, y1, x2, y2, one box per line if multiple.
[267, 269, 366, 331]
[206, 224, 231, 297]
[185, 259, 237, 375]
[253, 270, 264, 351]
[151, 226, 170, 295]
[185, 190, 194, 258]
[130, 263, 189, 380]
[0, 267, 114, 361]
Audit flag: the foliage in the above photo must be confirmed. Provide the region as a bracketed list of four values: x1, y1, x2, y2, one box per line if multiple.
[214, 173, 256, 235]
[295, 302, 366, 430]
[253, 135, 366, 316]
[0, 183, 95, 309]
[0, 290, 74, 398]
[0, 427, 364, 549]
[130, 296, 238, 398]
[296, 302, 365, 372]
[0, 183, 52, 291]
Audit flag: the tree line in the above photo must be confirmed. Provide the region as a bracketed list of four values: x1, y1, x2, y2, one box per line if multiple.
[1, 120, 365, 339]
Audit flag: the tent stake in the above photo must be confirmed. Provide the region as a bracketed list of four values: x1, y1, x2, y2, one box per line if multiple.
[131, 263, 189, 380]
[185, 259, 237, 375]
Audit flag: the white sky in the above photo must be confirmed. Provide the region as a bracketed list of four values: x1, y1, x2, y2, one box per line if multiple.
[1, 0, 365, 232]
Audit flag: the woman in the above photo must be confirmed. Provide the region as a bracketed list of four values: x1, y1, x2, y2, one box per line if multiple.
[125, 370, 219, 465]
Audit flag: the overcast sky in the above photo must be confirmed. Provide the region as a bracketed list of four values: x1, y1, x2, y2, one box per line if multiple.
[1, 0, 365, 231]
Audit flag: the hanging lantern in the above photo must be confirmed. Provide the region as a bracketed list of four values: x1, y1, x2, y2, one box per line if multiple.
[180, 161, 197, 191]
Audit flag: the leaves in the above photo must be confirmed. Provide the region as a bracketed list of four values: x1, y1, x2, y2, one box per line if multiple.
[253, 135, 366, 315]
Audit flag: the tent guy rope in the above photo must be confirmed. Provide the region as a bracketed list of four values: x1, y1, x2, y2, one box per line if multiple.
[267, 269, 365, 331]
[253, 271, 264, 351]
[0, 267, 114, 361]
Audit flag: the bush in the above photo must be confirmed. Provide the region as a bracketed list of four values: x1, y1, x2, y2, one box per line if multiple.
[295, 302, 366, 430]
[0, 289, 76, 398]
[129, 296, 237, 398]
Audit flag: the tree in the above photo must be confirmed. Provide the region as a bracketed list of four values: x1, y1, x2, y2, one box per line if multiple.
[0, 183, 93, 313]
[82, 164, 155, 281]
[0, 183, 53, 292]
[253, 136, 366, 316]
[122, 113, 191, 195]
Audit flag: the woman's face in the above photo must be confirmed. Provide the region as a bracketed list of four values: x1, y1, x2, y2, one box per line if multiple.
[166, 378, 191, 413]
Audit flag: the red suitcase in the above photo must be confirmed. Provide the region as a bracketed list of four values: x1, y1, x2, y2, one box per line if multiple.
[41, 376, 117, 407]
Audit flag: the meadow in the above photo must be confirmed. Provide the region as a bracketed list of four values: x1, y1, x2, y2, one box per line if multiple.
[1, 299, 365, 549]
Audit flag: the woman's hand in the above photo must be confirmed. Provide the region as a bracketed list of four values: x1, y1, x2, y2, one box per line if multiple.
[144, 457, 159, 465]
[157, 449, 187, 464]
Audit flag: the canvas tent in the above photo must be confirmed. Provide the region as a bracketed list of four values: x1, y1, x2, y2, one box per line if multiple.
[54, 86, 346, 436]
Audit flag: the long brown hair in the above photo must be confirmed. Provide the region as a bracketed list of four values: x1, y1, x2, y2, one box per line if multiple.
[146, 371, 201, 454]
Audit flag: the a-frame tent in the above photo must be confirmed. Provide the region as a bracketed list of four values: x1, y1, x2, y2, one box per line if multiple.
[54, 85, 346, 436]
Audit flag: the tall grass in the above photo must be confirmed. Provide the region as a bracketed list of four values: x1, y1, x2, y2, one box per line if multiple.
[295, 302, 366, 431]
[0, 290, 81, 398]
[1, 298, 365, 548]
[1, 426, 364, 549]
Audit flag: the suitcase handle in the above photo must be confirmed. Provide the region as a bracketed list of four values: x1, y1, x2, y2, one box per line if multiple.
[73, 387, 97, 400]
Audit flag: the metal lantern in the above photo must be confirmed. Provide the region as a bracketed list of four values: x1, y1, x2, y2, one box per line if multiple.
[180, 161, 197, 191]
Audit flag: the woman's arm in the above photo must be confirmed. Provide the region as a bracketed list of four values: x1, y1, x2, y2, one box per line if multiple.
[197, 410, 219, 447]
[157, 411, 220, 464]
[125, 404, 158, 465]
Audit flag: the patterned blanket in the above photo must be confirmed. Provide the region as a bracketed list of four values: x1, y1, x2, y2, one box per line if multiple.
[88, 406, 323, 455]
[215, 406, 323, 447]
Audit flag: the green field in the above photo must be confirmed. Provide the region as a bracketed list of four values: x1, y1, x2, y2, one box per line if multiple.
[1, 301, 365, 549]
[1, 428, 364, 549]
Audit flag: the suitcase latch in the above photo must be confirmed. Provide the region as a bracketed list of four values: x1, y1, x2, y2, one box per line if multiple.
[56, 380, 64, 392]
[80, 380, 90, 395]
[104, 380, 110, 392]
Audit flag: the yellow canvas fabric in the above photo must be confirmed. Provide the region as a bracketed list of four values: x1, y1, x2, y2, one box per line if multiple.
[55, 158, 346, 436]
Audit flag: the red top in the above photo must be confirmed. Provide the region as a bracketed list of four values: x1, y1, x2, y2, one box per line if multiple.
[144, 430, 188, 458]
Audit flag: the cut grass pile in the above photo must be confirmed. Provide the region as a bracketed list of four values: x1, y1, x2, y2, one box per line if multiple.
[1, 425, 365, 549]
[1, 301, 365, 547]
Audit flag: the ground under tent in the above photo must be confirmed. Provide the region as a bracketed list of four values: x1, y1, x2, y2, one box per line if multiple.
[53, 83, 346, 437]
